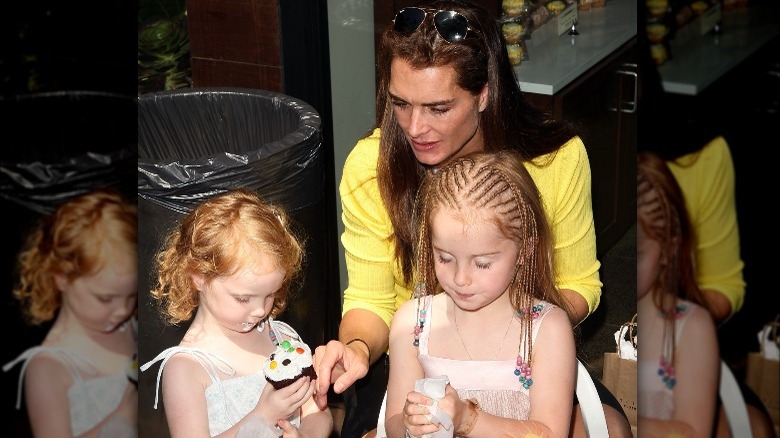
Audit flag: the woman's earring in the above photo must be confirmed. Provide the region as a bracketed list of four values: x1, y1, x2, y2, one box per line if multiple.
[257, 320, 267, 332]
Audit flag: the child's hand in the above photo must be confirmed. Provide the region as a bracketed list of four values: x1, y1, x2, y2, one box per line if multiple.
[115, 382, 138, 424]
[402, 391, 440, 437]
[278, 418, 303, 438]
[98, 383, 137, 438]
[256, 376, 315, 426]
[436, 384, 468, 431]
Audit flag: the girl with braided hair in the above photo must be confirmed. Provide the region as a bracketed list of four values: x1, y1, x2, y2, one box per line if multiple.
[385, 151, 576, 438]
[637, 151, 720, 437]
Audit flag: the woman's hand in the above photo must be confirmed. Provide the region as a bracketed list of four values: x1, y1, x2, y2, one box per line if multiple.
[313, 340, 370, 409]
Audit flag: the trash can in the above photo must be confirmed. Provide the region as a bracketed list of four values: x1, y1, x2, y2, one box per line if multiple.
[137, 87, 336, 436]
[0, 91, 137, 214]
[0, 91, 137, 436]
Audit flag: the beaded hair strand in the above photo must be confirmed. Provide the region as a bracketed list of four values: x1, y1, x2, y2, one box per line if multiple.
[638, 151, 705, 388]
[411, 151, 560, 381]
[638, 166, 681, 387]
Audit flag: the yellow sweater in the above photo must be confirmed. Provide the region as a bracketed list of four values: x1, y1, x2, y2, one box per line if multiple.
[667, 136, 745, 315]
[340, 128, 602, 329]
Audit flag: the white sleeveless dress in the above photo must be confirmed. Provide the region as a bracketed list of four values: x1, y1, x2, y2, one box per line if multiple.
[140, 318, 303, 437]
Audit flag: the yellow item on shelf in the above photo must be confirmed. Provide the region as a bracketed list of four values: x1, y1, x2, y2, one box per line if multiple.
[690, 0, 710, 15]
[650, 43, 668, 66]
[502, 22, 525, 44]
[547, 0, 567, 16]
[507, 44, 523, 65]
[646, 22, 668, 43]
[646, 0, 669, 16]
[503, 0, 526, 16]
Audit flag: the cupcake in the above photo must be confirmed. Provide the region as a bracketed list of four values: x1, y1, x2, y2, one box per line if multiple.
[690, 0, 710, 15]
[646, 0, 669, 16]
[127, 352, 139, 385]
[546, 0, 567, 16]
[264, 339, 317, 390]
[646, 22, 669, 43]
[650, 43, 669, 66]
[507, 44, 524, 66]
[503, 0, 526, 17]
[502, 22, 525, 44]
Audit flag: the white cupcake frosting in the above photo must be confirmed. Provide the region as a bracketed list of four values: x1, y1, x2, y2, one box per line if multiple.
[263, 340, 314, 384]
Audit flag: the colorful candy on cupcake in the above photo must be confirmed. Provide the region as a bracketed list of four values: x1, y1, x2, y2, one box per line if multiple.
[263, 339, 317, 390]
[127, 351, 139, 386]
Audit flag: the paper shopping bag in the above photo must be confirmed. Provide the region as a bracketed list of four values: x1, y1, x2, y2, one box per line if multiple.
[602, 314, 638, 427]
[745, 315, 780, 430]
[602, 351, 638, 426]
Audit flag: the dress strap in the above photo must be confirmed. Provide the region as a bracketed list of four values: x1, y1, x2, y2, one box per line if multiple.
[139, 347, 235, 409]
[2, 346, 98, 409]
[674, 302, 697, 344]
[265, 317, 302, 345]
[530, 302, 556, 345]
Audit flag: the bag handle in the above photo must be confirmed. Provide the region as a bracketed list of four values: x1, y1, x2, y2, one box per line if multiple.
[774, 314, 780, 349]
[759, 313, 780, 351]
[617, 313, 638, 358]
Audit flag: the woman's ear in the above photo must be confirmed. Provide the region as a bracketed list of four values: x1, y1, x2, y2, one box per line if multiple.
[478, 84, 489, 112]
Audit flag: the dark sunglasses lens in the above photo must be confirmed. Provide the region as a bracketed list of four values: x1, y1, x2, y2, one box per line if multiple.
[395, 8, 426, 33]
[434, 11, 468, 42]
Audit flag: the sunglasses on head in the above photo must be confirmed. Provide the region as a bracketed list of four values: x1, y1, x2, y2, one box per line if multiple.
[393, 7, 471, 43]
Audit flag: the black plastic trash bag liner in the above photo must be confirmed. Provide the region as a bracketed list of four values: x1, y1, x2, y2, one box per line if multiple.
[138, 87, 322, 214]
[0, 91, 137, 214]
